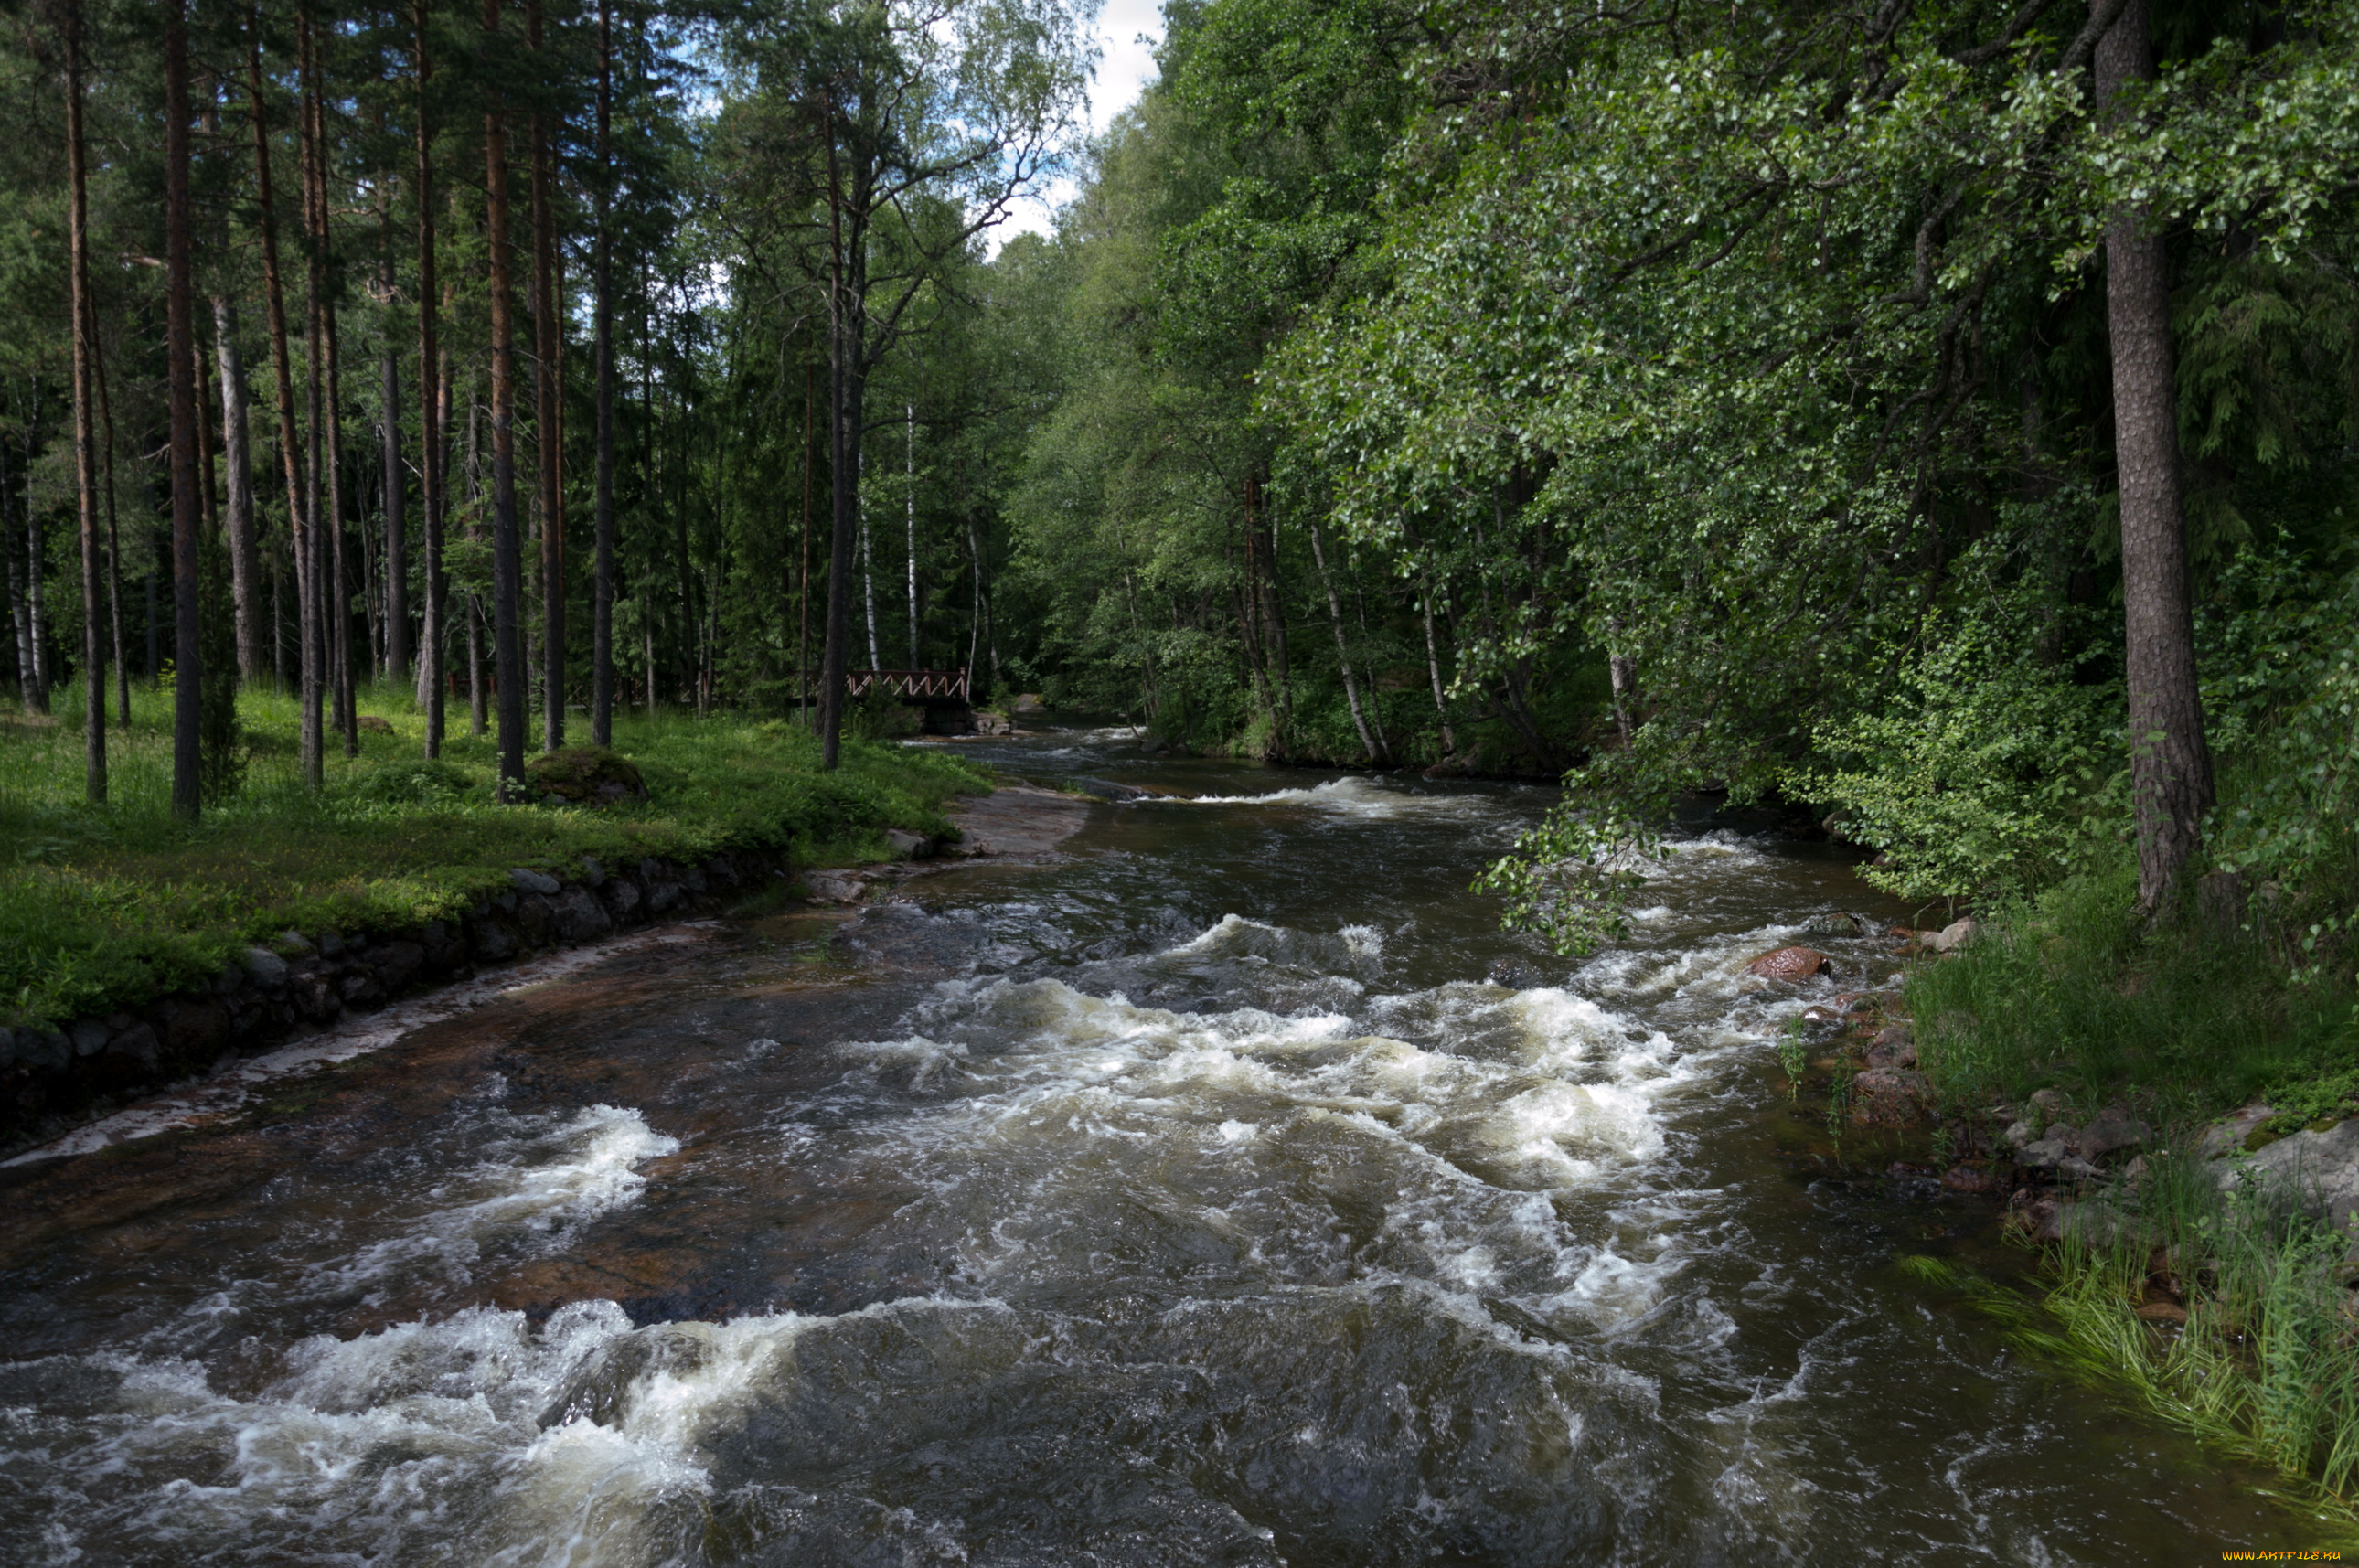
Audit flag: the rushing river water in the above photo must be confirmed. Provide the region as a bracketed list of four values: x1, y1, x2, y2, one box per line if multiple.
[0, 730, 2293, 1564]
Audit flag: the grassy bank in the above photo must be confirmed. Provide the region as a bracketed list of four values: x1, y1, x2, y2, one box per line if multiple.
[0, 683, 987, 1030]
[1904, 851, 2359, 1522]
[1908, 859, 2357, 1128]
[1907, 1157, 2359, 1533]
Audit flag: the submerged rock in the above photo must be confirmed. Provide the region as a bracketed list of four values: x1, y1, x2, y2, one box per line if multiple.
[1850, 1067, 1934, 1127]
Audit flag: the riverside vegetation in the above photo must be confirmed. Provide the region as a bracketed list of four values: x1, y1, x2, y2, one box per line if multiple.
[5, 0, 2359, 1531]
[1, 682, 984, 1038]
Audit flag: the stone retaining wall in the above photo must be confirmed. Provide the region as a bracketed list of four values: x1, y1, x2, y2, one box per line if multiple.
[0, 847, 795, 1155]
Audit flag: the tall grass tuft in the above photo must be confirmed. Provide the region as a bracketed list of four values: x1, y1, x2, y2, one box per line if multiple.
[1907, 1151, 2359, 1530]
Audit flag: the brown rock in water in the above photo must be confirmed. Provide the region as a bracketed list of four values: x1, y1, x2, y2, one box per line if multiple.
[1745, 946, 1829, 980]
[1849, 1067, 1935, 1128]
[1940, 1164, 2008, 1195]
[1864, 1024, 1917, 1069]
[2133, 1300, 2189, 1326]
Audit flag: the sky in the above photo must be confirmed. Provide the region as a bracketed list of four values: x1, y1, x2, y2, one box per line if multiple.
[996, 0, 1166, 246]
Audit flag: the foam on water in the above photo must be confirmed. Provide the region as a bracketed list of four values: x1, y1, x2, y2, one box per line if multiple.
[1169, 773, 1507, 822]
[297, 1104, 680, 1303]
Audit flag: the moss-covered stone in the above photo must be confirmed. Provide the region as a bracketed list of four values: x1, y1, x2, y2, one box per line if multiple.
[525, 745, 649, 806]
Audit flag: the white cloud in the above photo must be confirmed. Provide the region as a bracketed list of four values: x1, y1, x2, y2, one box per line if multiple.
[993, 0, 1164, 249]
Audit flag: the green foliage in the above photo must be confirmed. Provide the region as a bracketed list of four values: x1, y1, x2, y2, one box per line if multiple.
[1906, 854, 2355, 1120]
[1788, 583, 2125, 902]
[338, 757, 487, 808]
[0, 685, 987, 1029]
[1472, 796, 1661, 957]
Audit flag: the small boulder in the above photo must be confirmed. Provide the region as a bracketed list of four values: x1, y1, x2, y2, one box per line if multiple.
[510, 867, 562, 897]
[524, 744, 648, 806]
[1941, 1164, 2010, 1195]
[2078, 1104, 2151, 1160]
[2015, 1122, 2078, 1168]
[599, 876, 644, 924]
[69, 1019, 111, 1058]
[2215, 1115, 2359, 1253]
[1802, 912, 1868, 937]
[806, 870, 866, 904]
[882, 828, 934, 860]
[1745, 946, 1830, 981]
[1864, 1025, 1917, 1070]
[2196, 1103, 2275, 1159]
[1927, 917, 1978, 954]
[2009, 1191, 2072, 1243]
[1849, 1067, 1935, 1128]
[1011, 693, 1046, 713]
[551, 886, 614, 944]
[240, 945, 290, 987]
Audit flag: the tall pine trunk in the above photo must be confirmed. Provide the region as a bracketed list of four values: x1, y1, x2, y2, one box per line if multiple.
[415, 0, 446, 757]
[301, 24, 356, 756]
[379, 179, 407, 694]
[529, 0, 564, 751]
[483, 0, 526, 791]
[592, 0, 615, 747]
[65, 0, 103, 801]
[2097, 0, 2212, 915]
[817, 114, 864, 770]
[211, 296, 262, 681]
[251, 18, 320, 787]
[164, 2, 202, 819]
[94, 317, 128, 722]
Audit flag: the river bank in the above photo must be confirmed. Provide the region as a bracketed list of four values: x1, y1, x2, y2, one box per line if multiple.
[0, 692, 992, 1152]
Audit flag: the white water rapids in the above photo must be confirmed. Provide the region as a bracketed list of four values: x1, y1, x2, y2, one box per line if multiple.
[0, 746, 2292, 1563]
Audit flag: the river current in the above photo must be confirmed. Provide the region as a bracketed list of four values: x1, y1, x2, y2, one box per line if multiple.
[0, 730, 2289, 1563]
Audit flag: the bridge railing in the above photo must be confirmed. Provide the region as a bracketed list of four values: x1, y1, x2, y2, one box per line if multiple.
[783, 668, 971, 702]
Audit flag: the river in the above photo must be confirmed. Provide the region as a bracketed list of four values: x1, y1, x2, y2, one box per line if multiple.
[0, 728, 2289, 1563]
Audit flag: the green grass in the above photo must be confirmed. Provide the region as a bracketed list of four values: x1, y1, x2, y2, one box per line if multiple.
[0, 680, 988, 1029]
[1905, 1153, 2359, 1537]
[1905, 855, 2357, 1128]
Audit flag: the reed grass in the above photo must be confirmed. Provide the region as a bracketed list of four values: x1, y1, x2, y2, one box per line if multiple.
[1905, 1151, 2359, 1537]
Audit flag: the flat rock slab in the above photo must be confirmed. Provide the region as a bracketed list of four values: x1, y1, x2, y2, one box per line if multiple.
[942, 785, 1091, 861]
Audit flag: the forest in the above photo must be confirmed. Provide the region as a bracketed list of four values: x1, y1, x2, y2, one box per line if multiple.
[6, 0, 2359, 1536]
[5, 0, 2355, 901]
[6, 0, 2359, 1094]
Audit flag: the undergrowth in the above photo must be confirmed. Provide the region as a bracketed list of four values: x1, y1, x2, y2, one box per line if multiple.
[1905, 1152, 2359, 1537]
[1905, 855, 2356, 1125]
[0, 683, 988, 1029]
